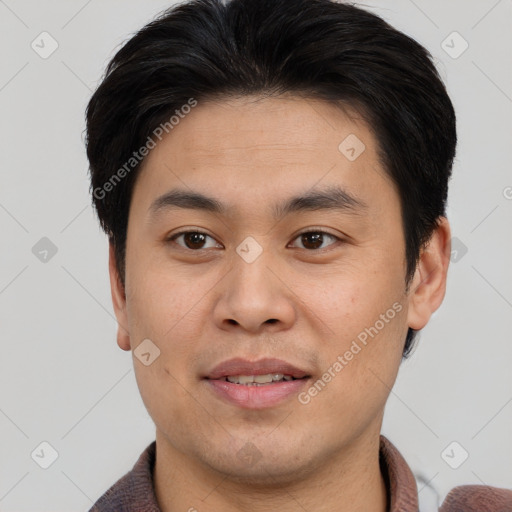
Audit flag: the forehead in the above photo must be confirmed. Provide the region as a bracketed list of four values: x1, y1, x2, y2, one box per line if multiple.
[157, 95, 373, 163]
[132, 94, 397, 219]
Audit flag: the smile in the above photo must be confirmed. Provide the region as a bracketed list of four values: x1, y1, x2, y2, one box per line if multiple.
[222, 373, 295, 384]
[204, 358, 311, 408]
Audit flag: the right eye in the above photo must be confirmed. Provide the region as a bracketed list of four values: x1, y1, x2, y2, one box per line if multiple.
[167, 230, 222, 251]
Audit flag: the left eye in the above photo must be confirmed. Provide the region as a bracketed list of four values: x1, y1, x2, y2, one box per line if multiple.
[289, 230, 340, 250]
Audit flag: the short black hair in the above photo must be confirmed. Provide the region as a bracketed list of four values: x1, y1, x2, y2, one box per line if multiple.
[85, 0, 457, 358]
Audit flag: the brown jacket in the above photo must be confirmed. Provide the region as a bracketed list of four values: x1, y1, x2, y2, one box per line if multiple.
[89, 435, 512, 511]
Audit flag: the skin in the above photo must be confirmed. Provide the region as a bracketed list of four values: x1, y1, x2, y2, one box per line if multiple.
[109, 95, 451, 512]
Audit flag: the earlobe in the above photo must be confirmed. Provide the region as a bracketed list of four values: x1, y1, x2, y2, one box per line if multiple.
[406, 217, 451, 330]
[108, 243, 131, 351]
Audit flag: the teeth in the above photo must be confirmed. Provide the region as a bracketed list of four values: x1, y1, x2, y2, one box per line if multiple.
[225, 373, 292, 385]
[254, 374, 273, 383]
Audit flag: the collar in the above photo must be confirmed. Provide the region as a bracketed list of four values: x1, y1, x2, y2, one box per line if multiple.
[379, 435, 419, 511]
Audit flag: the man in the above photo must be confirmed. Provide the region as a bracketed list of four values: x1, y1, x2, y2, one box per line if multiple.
[85, 0, 512, 510]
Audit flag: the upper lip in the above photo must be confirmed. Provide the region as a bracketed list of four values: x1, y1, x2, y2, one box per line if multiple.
[206, 358, 310, 379]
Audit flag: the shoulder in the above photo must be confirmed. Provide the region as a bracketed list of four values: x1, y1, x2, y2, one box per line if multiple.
[439, 484, 512, 512]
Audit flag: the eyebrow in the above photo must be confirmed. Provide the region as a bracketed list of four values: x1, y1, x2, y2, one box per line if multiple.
[148, 185, 367, 220]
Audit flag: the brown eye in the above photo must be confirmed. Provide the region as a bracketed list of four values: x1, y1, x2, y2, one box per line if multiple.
[291, 231, 339, 250]
[169, 231, 220, 250]
[183, 232, 207, 249]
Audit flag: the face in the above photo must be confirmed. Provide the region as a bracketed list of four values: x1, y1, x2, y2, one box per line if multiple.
[111, 95, 448, 484]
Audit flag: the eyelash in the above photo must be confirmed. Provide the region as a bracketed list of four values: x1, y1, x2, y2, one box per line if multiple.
[167, 229, 343, 252]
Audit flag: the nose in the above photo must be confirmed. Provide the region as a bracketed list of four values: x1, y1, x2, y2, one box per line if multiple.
[212, 241, 297, 334]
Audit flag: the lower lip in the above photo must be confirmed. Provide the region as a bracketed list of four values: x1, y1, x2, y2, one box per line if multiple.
[205, 378, 309, 409]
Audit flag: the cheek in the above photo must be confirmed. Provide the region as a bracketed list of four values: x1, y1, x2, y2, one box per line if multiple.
[134, 361, 201, 448]
[304, 302, 407, 432]
[294, 259, 405, 337]
[126, 267, 201, 340]
[126, 274, 202, 426]
[297, 260, 407, 390]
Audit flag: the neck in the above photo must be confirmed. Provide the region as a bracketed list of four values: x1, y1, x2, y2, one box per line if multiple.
[153, 429, 388, 512]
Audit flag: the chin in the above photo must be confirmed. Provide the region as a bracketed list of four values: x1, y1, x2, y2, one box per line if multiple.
[199, 439, 321, 488]
[214, 457, 318, 488]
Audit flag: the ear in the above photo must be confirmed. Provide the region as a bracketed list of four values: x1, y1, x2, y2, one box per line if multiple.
[109, 242, 131, 351]
[407, 217, 451, 330]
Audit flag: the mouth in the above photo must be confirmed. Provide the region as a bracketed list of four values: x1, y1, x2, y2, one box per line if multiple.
[218, 373, 298, 385]
[204, 358, 311, 409]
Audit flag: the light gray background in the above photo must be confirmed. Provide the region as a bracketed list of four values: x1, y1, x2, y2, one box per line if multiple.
[0, 0, 511, 510]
